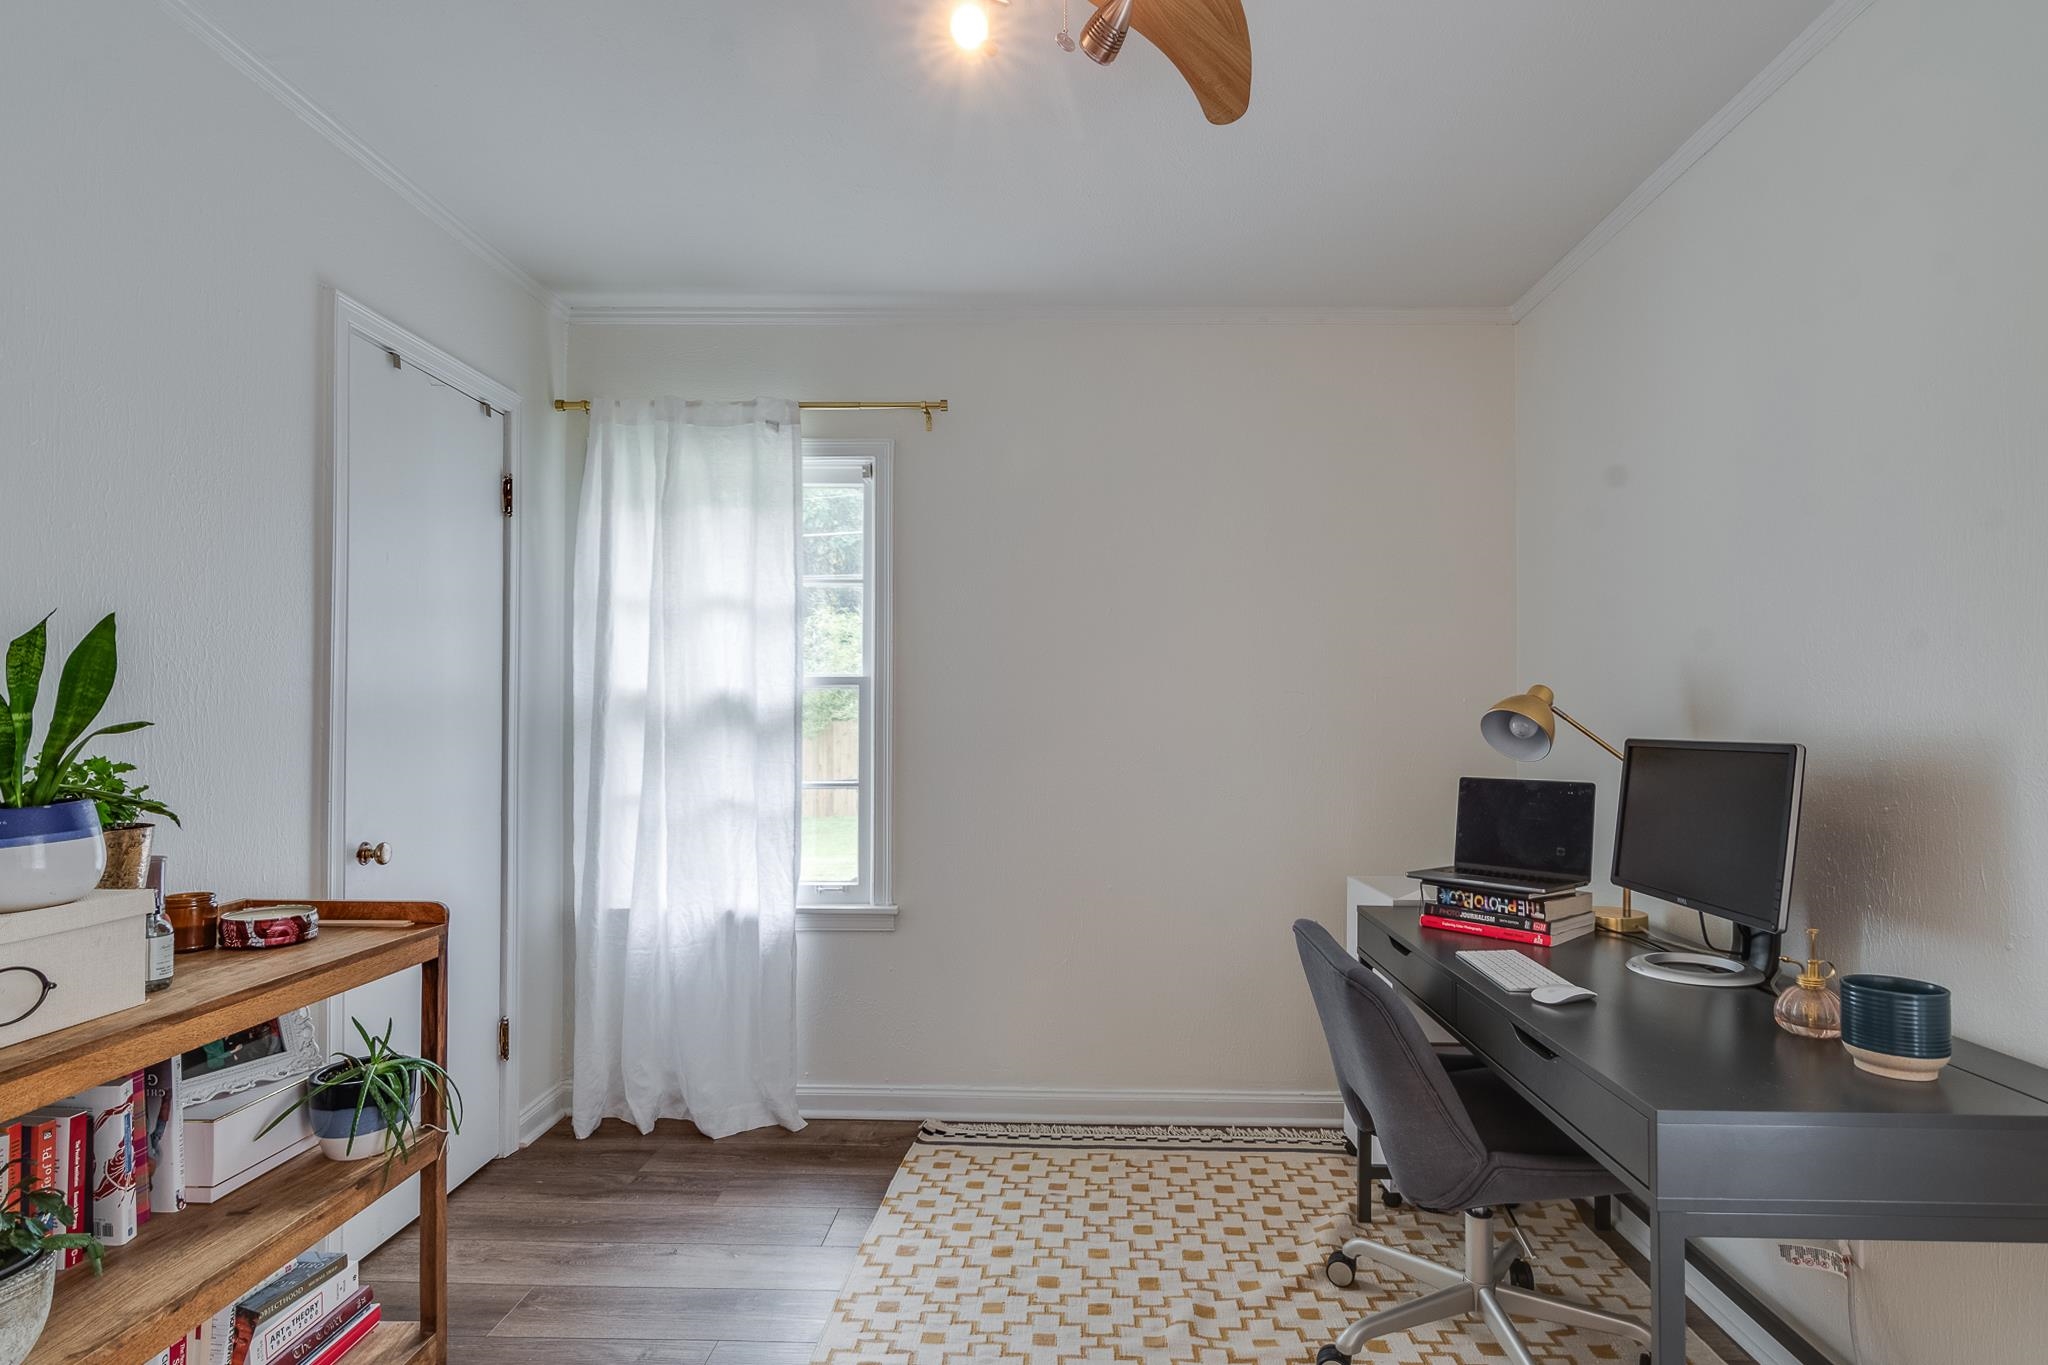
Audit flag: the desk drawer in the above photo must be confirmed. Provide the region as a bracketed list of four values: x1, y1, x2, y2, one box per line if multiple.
[1363, 926, 1458, 1024]
[1455, 986, 1650, 1187]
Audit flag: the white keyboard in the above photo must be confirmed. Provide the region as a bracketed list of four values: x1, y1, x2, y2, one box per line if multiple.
[1457, 949, 1578, 994]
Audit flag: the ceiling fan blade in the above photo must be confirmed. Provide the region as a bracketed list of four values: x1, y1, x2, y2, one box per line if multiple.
[1126, 0, 1252, 124]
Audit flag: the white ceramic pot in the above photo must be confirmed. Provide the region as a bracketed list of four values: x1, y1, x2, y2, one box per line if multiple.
[0, 1252, 56, 1365]
[0, 803, 105, 914]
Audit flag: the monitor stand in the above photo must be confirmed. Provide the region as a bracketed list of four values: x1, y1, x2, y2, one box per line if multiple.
[1627, 925, 1781, 989]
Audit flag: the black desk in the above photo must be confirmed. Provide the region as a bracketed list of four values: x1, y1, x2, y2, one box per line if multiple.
[1355, 905, 2048, 1361]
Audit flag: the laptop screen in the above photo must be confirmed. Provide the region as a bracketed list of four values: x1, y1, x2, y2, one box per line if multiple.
[1453, 777, 1596, 879]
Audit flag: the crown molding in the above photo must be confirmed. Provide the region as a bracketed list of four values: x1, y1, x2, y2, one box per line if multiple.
[557, 293, 1512, 327]
[1510, 0, 1878, 323]
[158, 0, 559, 309]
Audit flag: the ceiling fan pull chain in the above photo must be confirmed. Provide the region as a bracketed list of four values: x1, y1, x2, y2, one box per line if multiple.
[1056, 0, 1076, 51]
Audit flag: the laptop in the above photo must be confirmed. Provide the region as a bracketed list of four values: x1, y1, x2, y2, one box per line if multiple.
[1406, 777, 1596, 895]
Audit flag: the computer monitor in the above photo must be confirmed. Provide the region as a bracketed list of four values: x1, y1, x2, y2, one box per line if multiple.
[1612, 739, 1805, 986]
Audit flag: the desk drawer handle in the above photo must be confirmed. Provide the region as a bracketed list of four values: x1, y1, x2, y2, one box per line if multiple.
[1512, 1025, 1557, 1061]
[1384, 934, 1413, 957]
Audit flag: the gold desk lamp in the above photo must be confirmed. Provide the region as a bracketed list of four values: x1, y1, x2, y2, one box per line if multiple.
[1480, 684, 1649, 935]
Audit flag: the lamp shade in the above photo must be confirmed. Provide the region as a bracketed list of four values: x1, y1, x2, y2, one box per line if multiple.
[1481, 684, 1558, 761]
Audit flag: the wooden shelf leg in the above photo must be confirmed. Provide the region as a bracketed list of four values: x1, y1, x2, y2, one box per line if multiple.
[419, 937, 450, 1356]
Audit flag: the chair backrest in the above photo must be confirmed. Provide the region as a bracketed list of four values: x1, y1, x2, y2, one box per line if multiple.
[1293, 919, 1489, 1211]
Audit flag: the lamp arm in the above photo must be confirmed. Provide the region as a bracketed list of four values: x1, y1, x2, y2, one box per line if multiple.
[1549, 703, 1638, 920]
[1550, 705, 1625, 763]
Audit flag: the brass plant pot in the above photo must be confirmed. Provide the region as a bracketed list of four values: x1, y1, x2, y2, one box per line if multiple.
[97, 823, 154, 890]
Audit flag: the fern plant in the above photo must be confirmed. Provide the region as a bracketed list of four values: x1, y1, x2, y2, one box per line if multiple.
[0, 613, 168, 816]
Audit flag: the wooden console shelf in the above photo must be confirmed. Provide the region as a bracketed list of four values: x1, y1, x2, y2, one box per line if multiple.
[6, 900, 451, 1365]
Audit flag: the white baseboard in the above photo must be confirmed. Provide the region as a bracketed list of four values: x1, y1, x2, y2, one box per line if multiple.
[795, 1083, 1343, 1127]
[517, 1081, 570, 1147]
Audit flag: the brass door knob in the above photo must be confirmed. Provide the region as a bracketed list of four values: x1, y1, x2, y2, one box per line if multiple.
[355, 841, 393, 866]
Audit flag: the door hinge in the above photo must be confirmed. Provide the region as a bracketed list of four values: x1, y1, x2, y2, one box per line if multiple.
[498, 1016, 511, 1061]
[500, 473, 514, 517]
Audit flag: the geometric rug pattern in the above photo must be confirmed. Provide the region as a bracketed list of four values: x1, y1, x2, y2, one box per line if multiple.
[815, 1123, 1722, 1364]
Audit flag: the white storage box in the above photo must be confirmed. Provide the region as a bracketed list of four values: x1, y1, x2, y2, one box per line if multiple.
[184, 1075, 316, 1203]
[0, 889, 152, 1047]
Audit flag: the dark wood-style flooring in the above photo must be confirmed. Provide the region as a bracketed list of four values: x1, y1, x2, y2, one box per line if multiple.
[363, 1118, 919, 1364]
[366, 1118, 1753, 1363]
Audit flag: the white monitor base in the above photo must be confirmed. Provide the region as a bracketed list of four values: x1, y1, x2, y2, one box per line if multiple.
[1626, 951, 1764, 988]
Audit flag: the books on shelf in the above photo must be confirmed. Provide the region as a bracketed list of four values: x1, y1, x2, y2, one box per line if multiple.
[1419, 911, 1594, 947]
[73, 1083, 140, 1247]
[21, 1104, 89, 1268]
[267, 1288, 375, 1365]
[192, 1251, 376, 1365]
[232, 1251, 356, 1365]
[301, 1302, 380, 1365]
[145, 1056, 186, 1214]
[1418, 883, 1595, 946]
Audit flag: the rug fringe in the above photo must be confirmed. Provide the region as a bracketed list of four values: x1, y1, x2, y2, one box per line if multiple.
[916, 1119, 1348, 1151]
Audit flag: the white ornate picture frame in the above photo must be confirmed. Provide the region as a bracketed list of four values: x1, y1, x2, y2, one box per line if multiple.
[179, 1008, 326, 1106]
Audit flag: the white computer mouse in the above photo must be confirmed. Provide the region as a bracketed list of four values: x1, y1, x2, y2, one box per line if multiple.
[1531, 984, 1597, 1006]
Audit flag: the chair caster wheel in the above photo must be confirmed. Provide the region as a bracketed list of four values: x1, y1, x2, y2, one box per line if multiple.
[1323, 1249, 1357, 1287]
[1316, 1348, 1352, 1365]
[1508, 1258, 1536, 1290]
[1380, 1187, 1404, 1209]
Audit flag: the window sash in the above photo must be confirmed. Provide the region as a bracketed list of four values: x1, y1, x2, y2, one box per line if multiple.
[799, 445, 888, 910]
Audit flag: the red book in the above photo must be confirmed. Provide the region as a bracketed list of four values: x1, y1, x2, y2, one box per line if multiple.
[25, 1119, 59, 1213]
[305, 1304, 379, 1365]
[23, 1108, 90, 1269]
[269, 1288, 374, 1365]
[1418, 912, 1587, 948]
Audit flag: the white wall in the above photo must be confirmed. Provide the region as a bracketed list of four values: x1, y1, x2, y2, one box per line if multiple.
[1514, 0, 2048, 1359]
[0, 6, 571, 1125]
[570, 320, 1515, 1108]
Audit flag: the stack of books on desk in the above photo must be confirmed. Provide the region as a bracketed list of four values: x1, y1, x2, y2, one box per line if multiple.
[1417, 883, 1595, 947]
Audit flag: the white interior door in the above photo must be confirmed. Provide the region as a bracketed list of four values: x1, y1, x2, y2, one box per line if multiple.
[332, 321, 509, 1253]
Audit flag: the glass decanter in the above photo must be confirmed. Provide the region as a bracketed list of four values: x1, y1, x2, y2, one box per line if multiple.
[1774, 926, 1841, 1039]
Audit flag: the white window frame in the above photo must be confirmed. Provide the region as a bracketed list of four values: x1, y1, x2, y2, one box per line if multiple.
[798, 439, 896, 931]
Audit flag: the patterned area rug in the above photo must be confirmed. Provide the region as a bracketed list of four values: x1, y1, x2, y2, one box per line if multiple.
[815, 1122, 1721, 1363]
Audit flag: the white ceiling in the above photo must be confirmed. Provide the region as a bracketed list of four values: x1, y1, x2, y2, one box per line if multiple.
[182, 0, 1830, 309]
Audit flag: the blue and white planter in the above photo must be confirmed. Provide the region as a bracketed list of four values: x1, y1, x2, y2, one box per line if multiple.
[308, 1063, 420, 1162]
[0, 803, 105, 914]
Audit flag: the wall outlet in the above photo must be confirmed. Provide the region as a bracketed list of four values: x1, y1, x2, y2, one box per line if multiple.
[1777, 1242, 1850, 1277]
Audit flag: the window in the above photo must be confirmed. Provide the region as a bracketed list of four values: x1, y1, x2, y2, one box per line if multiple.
[799, 441, 893, 925]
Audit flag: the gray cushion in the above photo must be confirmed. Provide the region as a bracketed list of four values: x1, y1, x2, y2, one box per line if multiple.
[1295, 919, 1623, 1212]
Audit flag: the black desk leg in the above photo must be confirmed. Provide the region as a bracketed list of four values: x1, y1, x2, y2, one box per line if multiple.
[1593, 1194, 1613, 1231]
[1650, 1210, 1688, 1362]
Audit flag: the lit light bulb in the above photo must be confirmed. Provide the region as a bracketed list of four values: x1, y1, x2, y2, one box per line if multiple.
[950, 2, 990, 50]
[1508, 715, 1540, 741]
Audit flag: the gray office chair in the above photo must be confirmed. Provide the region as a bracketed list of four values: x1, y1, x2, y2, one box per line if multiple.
[1293, 920, 1651, 1365]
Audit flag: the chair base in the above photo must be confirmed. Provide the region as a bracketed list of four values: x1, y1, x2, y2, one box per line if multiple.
[1322, 1211, 1651, 1365]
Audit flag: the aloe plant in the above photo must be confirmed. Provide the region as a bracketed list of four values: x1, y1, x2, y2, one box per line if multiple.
[258, 1018, 464, 1176]
[0, 613, 166, 814]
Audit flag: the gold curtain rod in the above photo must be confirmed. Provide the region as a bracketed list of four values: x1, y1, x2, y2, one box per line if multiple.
[553, 398, 950, 431]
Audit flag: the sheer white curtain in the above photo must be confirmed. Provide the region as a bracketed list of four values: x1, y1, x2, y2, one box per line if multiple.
[571, 397, 805, 1139]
